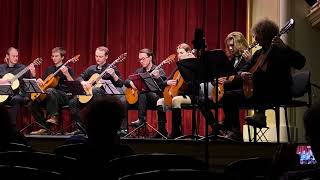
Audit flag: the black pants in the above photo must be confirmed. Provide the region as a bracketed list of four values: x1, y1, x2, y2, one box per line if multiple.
[220, 89, 247, 132]
[5, 94, 28, 130]
[30, 88, 69, 129]
[125, 92, 160, 122]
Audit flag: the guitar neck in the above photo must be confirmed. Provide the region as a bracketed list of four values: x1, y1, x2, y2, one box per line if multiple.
[11, 63, 33, 82]
[52, 60, 71, 77]
[150, 62, 164, 74]
[93, 60, 118, 84]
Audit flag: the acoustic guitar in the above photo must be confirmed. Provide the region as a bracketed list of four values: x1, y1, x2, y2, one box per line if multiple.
[243, 18, 295, 98]
[0, 58, 43, 103]
[163, 70, 185, 107]
[30, 54, 80, 101]
[78, 53, 127, 104]
[125, 54, 176, 104]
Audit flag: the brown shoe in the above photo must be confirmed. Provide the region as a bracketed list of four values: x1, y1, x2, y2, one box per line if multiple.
[30, 129, 48, 135]
[46, 115, 58, 125]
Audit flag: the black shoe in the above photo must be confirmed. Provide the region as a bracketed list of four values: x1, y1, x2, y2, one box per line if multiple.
[219, 130, 243, 142]
[117, 129, 128, 137]
[130, 119, 144, 127]
[245, 112, 267, 128]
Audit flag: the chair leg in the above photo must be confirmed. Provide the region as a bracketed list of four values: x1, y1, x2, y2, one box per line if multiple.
[247, 125, 252, 142]
[284, 107, 291, 143]
[253, 126, 257, 143]
[275, 107, 280, 143]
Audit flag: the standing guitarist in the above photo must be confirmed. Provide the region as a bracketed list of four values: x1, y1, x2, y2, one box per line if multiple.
[69, 46, 124, 135]
[0, 47, 36, 130]
[124, 48, 166, 128]
[30, 47, 75, 135]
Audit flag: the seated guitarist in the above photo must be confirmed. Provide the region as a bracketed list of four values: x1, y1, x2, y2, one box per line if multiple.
[69, 46, 124, 135]
[222, 19, 306, 140]
[213, 32, 253, 141]
[0, 47, 36, 130]
[30, 47, 75, 135]
[154, 43, 197, 138]
[124, 48, 166, 128]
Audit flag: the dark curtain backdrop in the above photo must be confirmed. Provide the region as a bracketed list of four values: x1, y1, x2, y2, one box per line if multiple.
[0, 0, 247, 135]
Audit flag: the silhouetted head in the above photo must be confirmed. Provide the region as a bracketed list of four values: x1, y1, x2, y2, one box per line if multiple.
[82, 96, 125, 144]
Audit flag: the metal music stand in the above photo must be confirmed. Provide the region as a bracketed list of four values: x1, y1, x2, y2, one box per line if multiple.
[56, 80, 87, 135]
[100, 79, 124, 95]
[19, 79, 52, 134]
[125, 72, 166, 139]
[176, 50, 236, 140]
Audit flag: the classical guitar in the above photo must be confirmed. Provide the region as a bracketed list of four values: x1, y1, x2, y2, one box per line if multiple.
[30, 54, 80, 101]
[78, 53, 127, 103]
[163, 70, 184, 107]
[0, 58, 43, 103]
[211, 41, 258, 103]
[125, 54, 176, 104]
[243, 18, 295, 98]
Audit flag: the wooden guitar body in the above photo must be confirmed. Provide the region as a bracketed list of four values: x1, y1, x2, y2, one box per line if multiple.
[77, 73, 100, 104]
[211, 75, 235, 103]
[0, 73, 18, 103]
[30, 74, 60, 101]
[163, 71, 184, 106]
[125, 88, 138, 104]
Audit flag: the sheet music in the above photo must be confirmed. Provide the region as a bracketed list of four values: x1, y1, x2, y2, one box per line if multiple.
[22, 78, 44, 93]
[100, 79, 122, 95]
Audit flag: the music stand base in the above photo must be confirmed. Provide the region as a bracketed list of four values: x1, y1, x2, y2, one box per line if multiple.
[175, 134, 204, 140]
[20, 121, 54, 135]
[124, 122, 167, 139]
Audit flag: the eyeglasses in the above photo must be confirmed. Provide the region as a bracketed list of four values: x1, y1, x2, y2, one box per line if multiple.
[138, 57, 148, 62]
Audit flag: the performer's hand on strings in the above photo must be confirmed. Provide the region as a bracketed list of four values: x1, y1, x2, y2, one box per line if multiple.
[29, 64, 36, 77]
[130, 80, 137, 90]
[61, 65, 70, 76]
[272, 36, 287, 49]
[151, 69, 160, 78]
[167, 79, 177, 86]
[81, 81, 92, 90]
[37, 78, 44, 86]
[240, 72, 252, 80]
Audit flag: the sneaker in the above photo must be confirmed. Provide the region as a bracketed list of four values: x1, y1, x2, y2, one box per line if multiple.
[245, 111, 267, 128]
[30, 129, 48, 135]
[46, 115, 58, 125]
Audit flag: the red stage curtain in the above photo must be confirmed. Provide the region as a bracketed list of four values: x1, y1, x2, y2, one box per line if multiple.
[0, 0, 247, 135]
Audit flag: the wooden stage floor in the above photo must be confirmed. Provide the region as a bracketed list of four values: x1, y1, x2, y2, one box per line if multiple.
[26, 134, 280, 171]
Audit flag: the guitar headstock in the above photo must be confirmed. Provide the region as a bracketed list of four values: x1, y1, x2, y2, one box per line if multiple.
[163, 54, 176, 65]
[115, 53, 128, 63]
[68, 54, 80, 63]
[279, 18, 295, 36]
[33, 58, 43, 66]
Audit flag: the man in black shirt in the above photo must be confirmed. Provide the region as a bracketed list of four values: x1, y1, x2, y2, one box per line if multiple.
[69, 46, 124, 135]
[0, 47, 36, 130]
[30, 47, 75, 135]
[124, 48, 166, 128]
